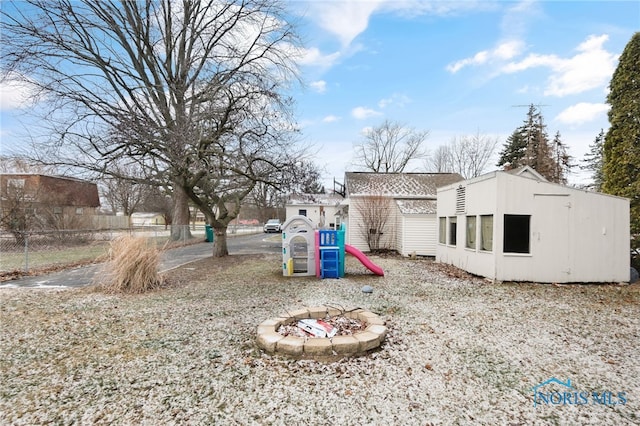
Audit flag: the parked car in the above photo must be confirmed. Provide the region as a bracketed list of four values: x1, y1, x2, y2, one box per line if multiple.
[263, 219, 282, 233]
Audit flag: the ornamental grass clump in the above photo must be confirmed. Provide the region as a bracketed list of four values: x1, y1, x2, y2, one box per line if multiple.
[102, 236, 164, 294]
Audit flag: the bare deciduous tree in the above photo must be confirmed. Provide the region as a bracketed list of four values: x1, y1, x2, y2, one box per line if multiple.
[427, 131, 499, 179]
[1, 0, 303, 256]
[353, 120, 429, 173]
[100, 162, 152, 217]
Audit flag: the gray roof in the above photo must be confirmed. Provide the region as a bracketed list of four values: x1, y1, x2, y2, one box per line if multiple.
[395, 199, 438, 214]
[345, 172, 464, 198]
[286, 193, 343, 206]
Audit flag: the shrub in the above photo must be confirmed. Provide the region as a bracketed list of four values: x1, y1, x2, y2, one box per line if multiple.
[101, 236, 164, 294]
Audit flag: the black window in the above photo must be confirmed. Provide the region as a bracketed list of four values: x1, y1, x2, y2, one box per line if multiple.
[503, 214, 530, 254]
[448, 217, 457, 246]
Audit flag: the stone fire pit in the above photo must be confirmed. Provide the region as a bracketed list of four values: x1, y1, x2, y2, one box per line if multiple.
[256, 306, 387, 359]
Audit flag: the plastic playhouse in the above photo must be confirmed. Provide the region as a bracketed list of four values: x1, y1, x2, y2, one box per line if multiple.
[281, 215, 384, 279]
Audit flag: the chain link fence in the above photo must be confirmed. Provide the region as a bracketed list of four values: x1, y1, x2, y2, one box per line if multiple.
[0, 224, 262, 275]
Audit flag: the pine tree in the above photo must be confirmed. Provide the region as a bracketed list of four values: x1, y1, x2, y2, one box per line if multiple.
[581, 129, 605, 191]
[602, 32, 640, 258]
[497, 104, 561, 181]
[550, 131, 572, 184]
[497, 129, 527, 170]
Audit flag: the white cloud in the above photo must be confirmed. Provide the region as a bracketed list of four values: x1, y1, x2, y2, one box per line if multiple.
[0, 73, 37, 111]
[311, 0, 384, 47]
[310, 80, 327, 93]
[305, 0, 492, 49]
[545, 35, 617, 97]
[351, 106, 382, 120]
[297, 47, 342, 68]
[500, 34, 617, 97]
[446, 40, 524, 73]
[378, 93, 410, 109]
[322, 115, 340, 123]
[555, 102, 609, 126]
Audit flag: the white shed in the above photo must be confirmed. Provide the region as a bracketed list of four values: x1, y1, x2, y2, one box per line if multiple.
[436, 167, 630, 283]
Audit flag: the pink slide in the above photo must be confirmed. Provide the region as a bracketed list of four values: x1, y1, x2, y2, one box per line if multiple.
[345, 244, 384, 276]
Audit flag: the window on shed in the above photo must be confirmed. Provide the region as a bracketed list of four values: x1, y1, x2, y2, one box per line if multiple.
[503, 214, 530, 254]
[54, 207, 62, 215]
[448, 217, 457, 245]
[480, 215, 493, 251]
[438, 217, 446, 244]
[298, 209, 307, 216]
[75, 207, 84, 215]
[466, 216, 476, 249]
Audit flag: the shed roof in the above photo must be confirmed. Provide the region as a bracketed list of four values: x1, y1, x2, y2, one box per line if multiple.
[345, 172, 464, 198]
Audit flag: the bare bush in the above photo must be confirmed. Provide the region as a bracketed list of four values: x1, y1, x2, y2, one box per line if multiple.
[353, 195, 393, 251]
[100, 236, 163, 294]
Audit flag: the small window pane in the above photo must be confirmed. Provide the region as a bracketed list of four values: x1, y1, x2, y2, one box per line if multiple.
[448, 217, 457, 246]
[466, 216, 476, 249]
[438, 217, 446, 244]
[480, 215, 493, 251]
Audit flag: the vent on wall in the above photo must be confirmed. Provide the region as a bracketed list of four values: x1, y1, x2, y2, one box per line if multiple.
[455, 185, 466, 214]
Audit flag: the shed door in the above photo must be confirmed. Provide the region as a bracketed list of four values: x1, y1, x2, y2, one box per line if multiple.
[533, 195, 571, 280]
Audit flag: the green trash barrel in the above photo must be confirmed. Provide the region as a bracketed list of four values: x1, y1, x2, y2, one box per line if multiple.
[205, 225, 214, 242]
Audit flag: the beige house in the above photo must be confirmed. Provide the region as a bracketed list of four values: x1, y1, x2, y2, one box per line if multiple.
[341, 172, 463, 256]
[436, 167, 630, 283]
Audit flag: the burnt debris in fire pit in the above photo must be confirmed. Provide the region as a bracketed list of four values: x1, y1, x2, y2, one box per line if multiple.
[278, 314, 368, 338]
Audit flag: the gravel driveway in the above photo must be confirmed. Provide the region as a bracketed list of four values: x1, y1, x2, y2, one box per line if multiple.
[1, 253, 638, 425]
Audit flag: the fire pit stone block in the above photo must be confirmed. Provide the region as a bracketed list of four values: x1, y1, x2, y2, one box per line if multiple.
[355, 331, 381, 352]
[256, 332, 284, 353]
[277, 335, 305, 356]
[304, 338, 333, 356]
[330, 335, 360, 355]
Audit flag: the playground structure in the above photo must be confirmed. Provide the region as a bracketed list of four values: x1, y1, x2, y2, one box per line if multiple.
[281, 215, 384, 279]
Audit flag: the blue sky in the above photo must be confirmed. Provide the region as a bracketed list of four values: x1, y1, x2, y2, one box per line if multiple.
[1, 0, 638, 189]
[289, 0, 639, 187]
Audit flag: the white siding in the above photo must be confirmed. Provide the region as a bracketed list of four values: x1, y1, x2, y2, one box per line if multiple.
[437, 171, 630, 283]
[400, 215, 437, 256]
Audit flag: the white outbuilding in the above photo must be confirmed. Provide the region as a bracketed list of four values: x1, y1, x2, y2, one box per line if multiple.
[436, 167, 630, 283]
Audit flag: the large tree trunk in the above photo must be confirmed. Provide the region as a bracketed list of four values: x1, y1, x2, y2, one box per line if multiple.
[212, 225, 229, 257]
[171, 186, 192, 241]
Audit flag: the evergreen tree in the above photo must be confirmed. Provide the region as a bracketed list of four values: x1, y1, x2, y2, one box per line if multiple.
[581, 129, 605, 191]
[497, 104, 562, 181]
[497, 128, 527, 170]
[602, 32, 640, 257]
[550, 131, 572, 184]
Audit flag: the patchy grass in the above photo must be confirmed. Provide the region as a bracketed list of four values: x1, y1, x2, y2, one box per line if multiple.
[0, 254, 638, 425]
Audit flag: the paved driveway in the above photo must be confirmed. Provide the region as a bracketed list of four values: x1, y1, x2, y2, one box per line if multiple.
[0, 233, 281, 289]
